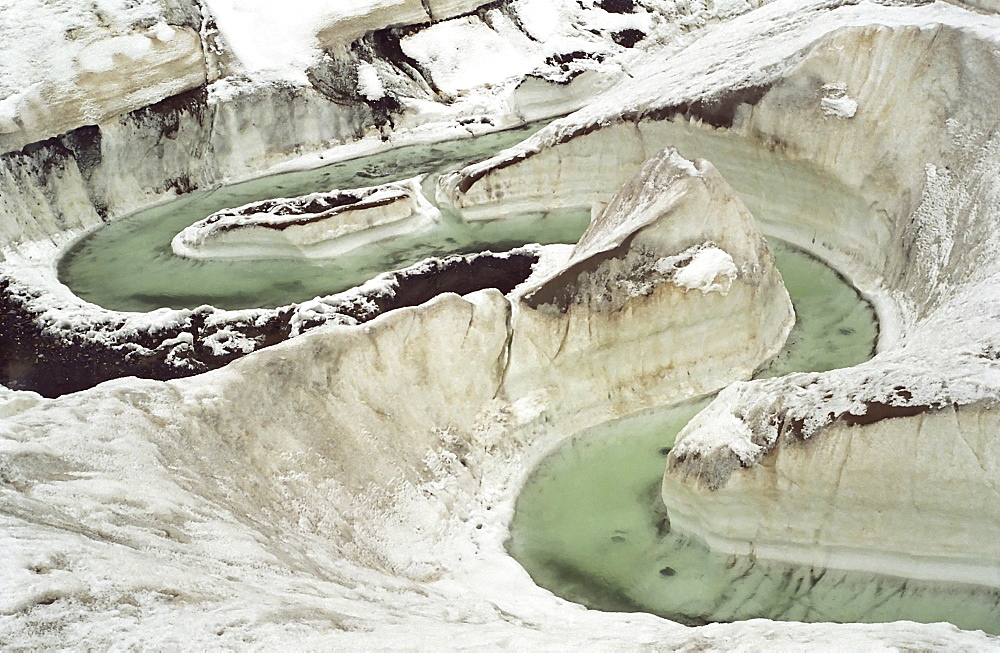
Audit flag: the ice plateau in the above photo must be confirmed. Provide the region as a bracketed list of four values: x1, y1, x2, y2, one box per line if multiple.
[2, 0, 1000, 649]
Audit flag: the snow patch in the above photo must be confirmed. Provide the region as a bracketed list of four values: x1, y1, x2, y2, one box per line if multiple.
[202, 328, 259, 356]
[401, 17, 541, 95]
[670, 246, 738, 294]
[200, 0, 342, 84]
[821, 83, 858, 118]
[77, 33, 156, 73]
[356, 62, 386, 101]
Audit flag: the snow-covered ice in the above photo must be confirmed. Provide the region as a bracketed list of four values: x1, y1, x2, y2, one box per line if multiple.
[2, 0, 1000, 648]
[171, 176, 442, 260]
[669, 245, 738, 294]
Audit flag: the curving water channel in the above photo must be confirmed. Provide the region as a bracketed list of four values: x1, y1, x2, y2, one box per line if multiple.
[53, 117, 1000, 634]
[59, 123, 588, 312]
[507, 241, 1000, 633]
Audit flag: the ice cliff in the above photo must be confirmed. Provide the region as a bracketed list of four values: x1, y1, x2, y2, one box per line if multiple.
[502, 148, 792, 428]
[431, 0, 1000, 587]
[661, 18, 1000, 588]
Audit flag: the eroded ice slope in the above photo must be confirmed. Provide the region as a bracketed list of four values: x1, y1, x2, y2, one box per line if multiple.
[170, 176, 442, 260]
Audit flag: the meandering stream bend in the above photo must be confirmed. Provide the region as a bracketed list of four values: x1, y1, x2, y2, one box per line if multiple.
[53, 120, 1000, 635]
[59, 123, 588, 312]
[508, 241, 1000, 633]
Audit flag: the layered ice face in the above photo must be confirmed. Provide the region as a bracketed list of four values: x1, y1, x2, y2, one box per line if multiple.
[501, 148, 793, 426]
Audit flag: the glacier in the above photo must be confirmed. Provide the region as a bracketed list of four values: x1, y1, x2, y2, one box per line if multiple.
[170, 176, 442, 260]
[2, 0, 1000, 648]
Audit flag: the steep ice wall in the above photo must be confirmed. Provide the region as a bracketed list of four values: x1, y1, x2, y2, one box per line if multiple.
[3, 0, 1000, 647]
[438, 119, 655, 220]
[2, 294, 991, 648]
[0, 248, 538, 397]
[0, 0, 207, 153]
[661, 20, 1000, 585]
[0, 0, 787, 400]
[0, 0, 776, 260]
[0, 149, 808, 648]
[665, 392, 1000, 587]
[314, 0, 490, 46]
[0, 292, 522, 644]
[0, 81, 390, 251]
[0, 0, 685, 250]
[3, 140, 980, 645]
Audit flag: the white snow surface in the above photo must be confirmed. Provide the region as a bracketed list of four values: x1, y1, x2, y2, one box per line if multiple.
[200, 0, 358, 84]
[356, 62, 386, 101]
[671, 245, 737, 294]
[401, 16, 540, 95]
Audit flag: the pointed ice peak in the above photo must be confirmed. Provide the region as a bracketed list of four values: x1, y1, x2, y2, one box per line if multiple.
[523, 146, 784, 315]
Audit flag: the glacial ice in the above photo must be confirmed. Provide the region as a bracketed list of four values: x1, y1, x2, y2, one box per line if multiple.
[2, 0, 1000, 649]
[501, 147, 792, 430]
[170, 176, 442, 260]
[509, 240, 996, 633]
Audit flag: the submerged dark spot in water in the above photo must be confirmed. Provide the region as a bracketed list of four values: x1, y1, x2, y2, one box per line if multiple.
[659, 567, 677, 577]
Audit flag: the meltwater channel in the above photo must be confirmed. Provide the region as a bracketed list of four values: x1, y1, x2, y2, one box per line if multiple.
[507, 242, 1000, 633]
[53, 118, 1000, 634]
[59, 123, 588, 312]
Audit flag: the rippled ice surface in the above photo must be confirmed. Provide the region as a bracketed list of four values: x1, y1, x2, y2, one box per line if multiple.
[59, 124, 589, 312]
[508, 242, 1000, 634]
